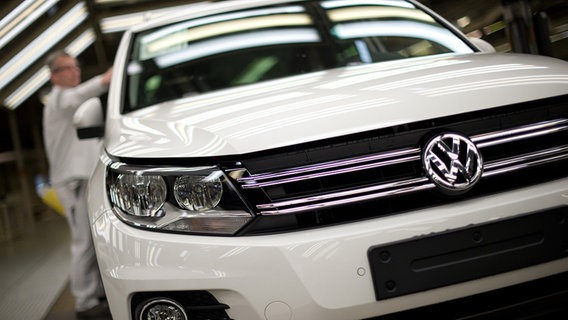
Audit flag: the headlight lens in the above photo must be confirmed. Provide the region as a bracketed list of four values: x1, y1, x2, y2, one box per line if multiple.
[174, 174, 223, 211]
[111, 174, 167, 217]
[106, 163, 253, 235]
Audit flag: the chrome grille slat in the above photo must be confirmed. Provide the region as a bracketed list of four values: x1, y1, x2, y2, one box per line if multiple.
[259, 180, 435, 215]
[257, 177, 430, 212]
[237, 118, 568, 215]
[472, 119, 568, 148]
[241, 155, 421, 189]
[483, 145, 568, 177]
[238, 148, 420, 189]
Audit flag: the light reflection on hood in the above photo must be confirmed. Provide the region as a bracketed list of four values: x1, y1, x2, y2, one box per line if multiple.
[106, 53, 568, 158]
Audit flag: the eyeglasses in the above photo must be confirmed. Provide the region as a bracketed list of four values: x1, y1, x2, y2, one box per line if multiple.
[53, 65, 80, 73]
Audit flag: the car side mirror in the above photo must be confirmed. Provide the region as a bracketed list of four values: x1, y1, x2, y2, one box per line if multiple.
[468, 37, 496, 53]
[73, 97, 105, 139]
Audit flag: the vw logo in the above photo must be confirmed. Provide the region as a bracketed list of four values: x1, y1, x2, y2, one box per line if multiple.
[422, 133, 483, 195]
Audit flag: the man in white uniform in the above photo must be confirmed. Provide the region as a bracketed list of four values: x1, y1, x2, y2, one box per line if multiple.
[43, 50, 112, 319]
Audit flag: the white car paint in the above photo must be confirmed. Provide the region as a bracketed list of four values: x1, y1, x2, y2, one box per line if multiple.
[84, 0, 568, 319]
[105, 53, 568, 158]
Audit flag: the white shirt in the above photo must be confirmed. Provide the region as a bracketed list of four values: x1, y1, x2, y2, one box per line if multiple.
[43, 75, 108, 186]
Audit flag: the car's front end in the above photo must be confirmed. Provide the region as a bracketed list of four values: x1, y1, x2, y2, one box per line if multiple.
[84, 0, 568, 319]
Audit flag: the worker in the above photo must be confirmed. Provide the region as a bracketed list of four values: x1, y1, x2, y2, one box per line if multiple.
[43, 50, 112, 319]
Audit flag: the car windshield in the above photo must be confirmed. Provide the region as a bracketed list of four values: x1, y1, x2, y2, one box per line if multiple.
[125, 0, 474, 112]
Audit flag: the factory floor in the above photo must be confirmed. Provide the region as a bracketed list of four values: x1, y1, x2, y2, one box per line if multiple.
[0, 210, 76, 319]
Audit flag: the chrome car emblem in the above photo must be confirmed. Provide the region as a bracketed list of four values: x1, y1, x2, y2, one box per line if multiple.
[422, 133, 483, 195]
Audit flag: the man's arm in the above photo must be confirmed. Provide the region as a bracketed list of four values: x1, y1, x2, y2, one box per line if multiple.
[57, 67, 113, 114]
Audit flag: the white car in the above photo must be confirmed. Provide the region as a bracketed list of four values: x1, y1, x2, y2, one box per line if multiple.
[77, 0, 568, 319]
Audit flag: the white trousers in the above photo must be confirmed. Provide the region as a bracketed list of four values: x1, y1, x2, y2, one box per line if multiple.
[55, 180, 105, 312]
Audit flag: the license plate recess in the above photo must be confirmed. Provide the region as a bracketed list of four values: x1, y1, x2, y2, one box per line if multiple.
[368, 207, 568, 300]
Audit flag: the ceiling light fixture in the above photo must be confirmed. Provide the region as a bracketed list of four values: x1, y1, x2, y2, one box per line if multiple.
[0, 0, 60, 50]
[0, 2, 88, 93]
[100, 3, 208, 34]
[4, 28, 96, 109]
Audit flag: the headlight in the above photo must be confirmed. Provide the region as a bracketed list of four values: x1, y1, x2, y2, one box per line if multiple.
[111, 174, 167, 217]
[174, 174, 223, 211]
[106, 162, 253, 235]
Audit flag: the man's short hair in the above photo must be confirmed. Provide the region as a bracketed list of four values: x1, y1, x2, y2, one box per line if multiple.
[46, 50, 72, 72]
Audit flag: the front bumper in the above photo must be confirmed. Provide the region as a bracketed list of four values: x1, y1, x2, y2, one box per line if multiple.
[89, 170, 568, 320]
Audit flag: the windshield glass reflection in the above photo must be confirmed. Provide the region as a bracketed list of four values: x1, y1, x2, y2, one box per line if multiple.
[126, 0, 473, 112]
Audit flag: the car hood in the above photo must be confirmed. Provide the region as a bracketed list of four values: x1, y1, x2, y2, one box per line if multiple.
[105, 53, 568, 158]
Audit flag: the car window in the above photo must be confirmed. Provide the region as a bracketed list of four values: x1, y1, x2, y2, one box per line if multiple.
[125, 0, 474, 112]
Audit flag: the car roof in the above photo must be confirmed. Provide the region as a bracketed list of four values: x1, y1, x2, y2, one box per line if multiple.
[130, 0, 411, 33]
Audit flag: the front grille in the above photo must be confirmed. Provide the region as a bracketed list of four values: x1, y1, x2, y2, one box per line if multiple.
[366, 272, 568, 320]
[232, 95, 568, 235]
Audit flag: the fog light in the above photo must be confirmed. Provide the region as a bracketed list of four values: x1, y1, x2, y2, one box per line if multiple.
[139, 298, 187, 320]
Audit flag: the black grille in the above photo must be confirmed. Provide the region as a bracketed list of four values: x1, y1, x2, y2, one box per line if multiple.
[233, 95, 568, 235]
[365, 272, 568, 320]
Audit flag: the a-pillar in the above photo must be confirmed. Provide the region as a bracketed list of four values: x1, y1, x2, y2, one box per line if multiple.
[501, 0, 539, 54]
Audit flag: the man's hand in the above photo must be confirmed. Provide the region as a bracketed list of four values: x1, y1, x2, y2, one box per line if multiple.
[101, 67, 113, 86]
